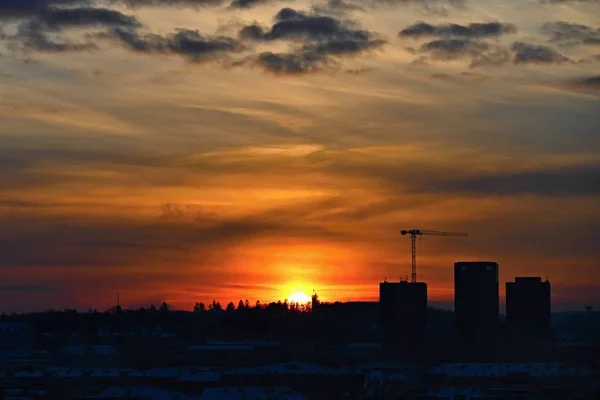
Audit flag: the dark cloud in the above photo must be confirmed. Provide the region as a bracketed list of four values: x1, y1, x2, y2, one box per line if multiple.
[311, 0, 365, 15]
[417, 38, 510, 67]
[105, 27, 245, 62]
[304, 36, 385, 55]
[399, 21, 516, 39]
[37, 6, 141, 29]
[4, 6, 140, 53]
[419, 163, 600, 196]
[512, 41, 571, 64]
[229, 0, 291, 9]
[0, 199, 350, 269]
[236, 8, 385, 73]
[238, 8, 382, 42]
[11, 27, 97, 52]
[567, 75, 600, 90]
[115, 0, 225, 8]
[251, 50, 337, 74]
[541, 21, 600, 47]
[0, 0, 89, 19]
[540, 0, 600, 3]
[411, 39, 573, 67]
[326, 157, 600, 198]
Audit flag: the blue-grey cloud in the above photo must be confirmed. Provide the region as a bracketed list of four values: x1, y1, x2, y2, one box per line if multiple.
[104, 27, 245, 61]
[417, 38, 510, 67]
[568, 75, 600, 90]
[512, 41, 571, 64]
[114, 0, 225, 7]
[0, 0, 90, 18]
[420, 163, 600, 196]
[311, 0, 365, 15]
[541, 21, 600, 47]
[0, 199, 349, 269]
[248, 50, 337, 74]
[5, 7, 139, 53]
[399, 21, 516, 39]
[239, 8, 382, 42]
[37, 6, 141, 29]
[236, 8, 385, 73]
[11, 27, 97, 52]
[229, 0, 291, 9]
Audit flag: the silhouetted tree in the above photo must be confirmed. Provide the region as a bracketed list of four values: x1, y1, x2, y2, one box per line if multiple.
[194, 302, 206, 312]
[244, 299, 250, 309]
[238, 300, 245, 310]
[210, 300, 222, 311]
[149, 305, 157, 313]
[226, 302, 235, 312]
[160, 302, 169, 313]
[255, 300, 261, 309]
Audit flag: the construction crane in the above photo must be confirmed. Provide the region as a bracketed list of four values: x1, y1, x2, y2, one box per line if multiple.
[400, 229, 468, 283]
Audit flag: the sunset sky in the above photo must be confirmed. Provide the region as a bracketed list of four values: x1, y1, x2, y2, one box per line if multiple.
[0, 0, 599, 313]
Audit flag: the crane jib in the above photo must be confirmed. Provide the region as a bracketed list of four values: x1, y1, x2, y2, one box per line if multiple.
[400, 228, 468, 283]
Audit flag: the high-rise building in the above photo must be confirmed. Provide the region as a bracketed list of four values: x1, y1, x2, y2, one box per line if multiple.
[379, 281, 427, 357]
[454, 261, 499, 340]
[506, 277, 551, 337]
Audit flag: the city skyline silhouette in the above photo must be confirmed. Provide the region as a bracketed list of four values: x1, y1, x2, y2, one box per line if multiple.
[1, 0, 598, 315]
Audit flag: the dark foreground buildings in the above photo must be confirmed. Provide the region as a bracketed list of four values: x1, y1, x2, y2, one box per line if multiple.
[506, 277, 551, 337]
[379, 281, 427, 359]
[454, 261, 499, 341]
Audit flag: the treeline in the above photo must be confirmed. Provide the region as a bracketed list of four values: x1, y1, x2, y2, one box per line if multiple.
[192, 299, 311, 314]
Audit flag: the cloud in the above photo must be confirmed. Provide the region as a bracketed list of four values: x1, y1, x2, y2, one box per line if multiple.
[304, 37, 385, 55]
[105, 27, 245, 62]
[512, 41, 571, 64]
[11, 27, 97, 52]
[541, 21, 600, 47]
[238, 8, 382, 43]
[37, 6, 141, 29]
[417, 38, 510, 67]
[540, 0, 600, 3]
[115, 0, 225, 8]
[399, 21, 517, 39]
[229, 0, 291, 9]
[410, 39, 573, 67]
[415, 163, 600, 196]
[0, 0, 90, 19]
[5, 6, 140, 53]
[567, 75, 600, 90]
[247, 50, 337, 74]
[0, 199, 350, 269]
[236, 8, 385, 73]
[311, 0, 365, 15]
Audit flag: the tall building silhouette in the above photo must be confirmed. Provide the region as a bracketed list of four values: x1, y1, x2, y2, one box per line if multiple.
[506, 277, 551, 337]
[379, 281, 427, 359]
[454, 261, 499, 340]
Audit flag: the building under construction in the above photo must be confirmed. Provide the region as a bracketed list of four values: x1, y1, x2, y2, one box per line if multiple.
[379, 280, 427, 360]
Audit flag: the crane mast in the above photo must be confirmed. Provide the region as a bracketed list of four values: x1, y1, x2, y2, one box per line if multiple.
[400, 229, 468, 283]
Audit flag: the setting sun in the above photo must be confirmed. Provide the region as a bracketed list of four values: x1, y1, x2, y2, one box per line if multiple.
[288, 292, 311, 304]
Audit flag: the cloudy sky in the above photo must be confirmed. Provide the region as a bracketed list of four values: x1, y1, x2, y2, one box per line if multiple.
[0, 0, 599, 313]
